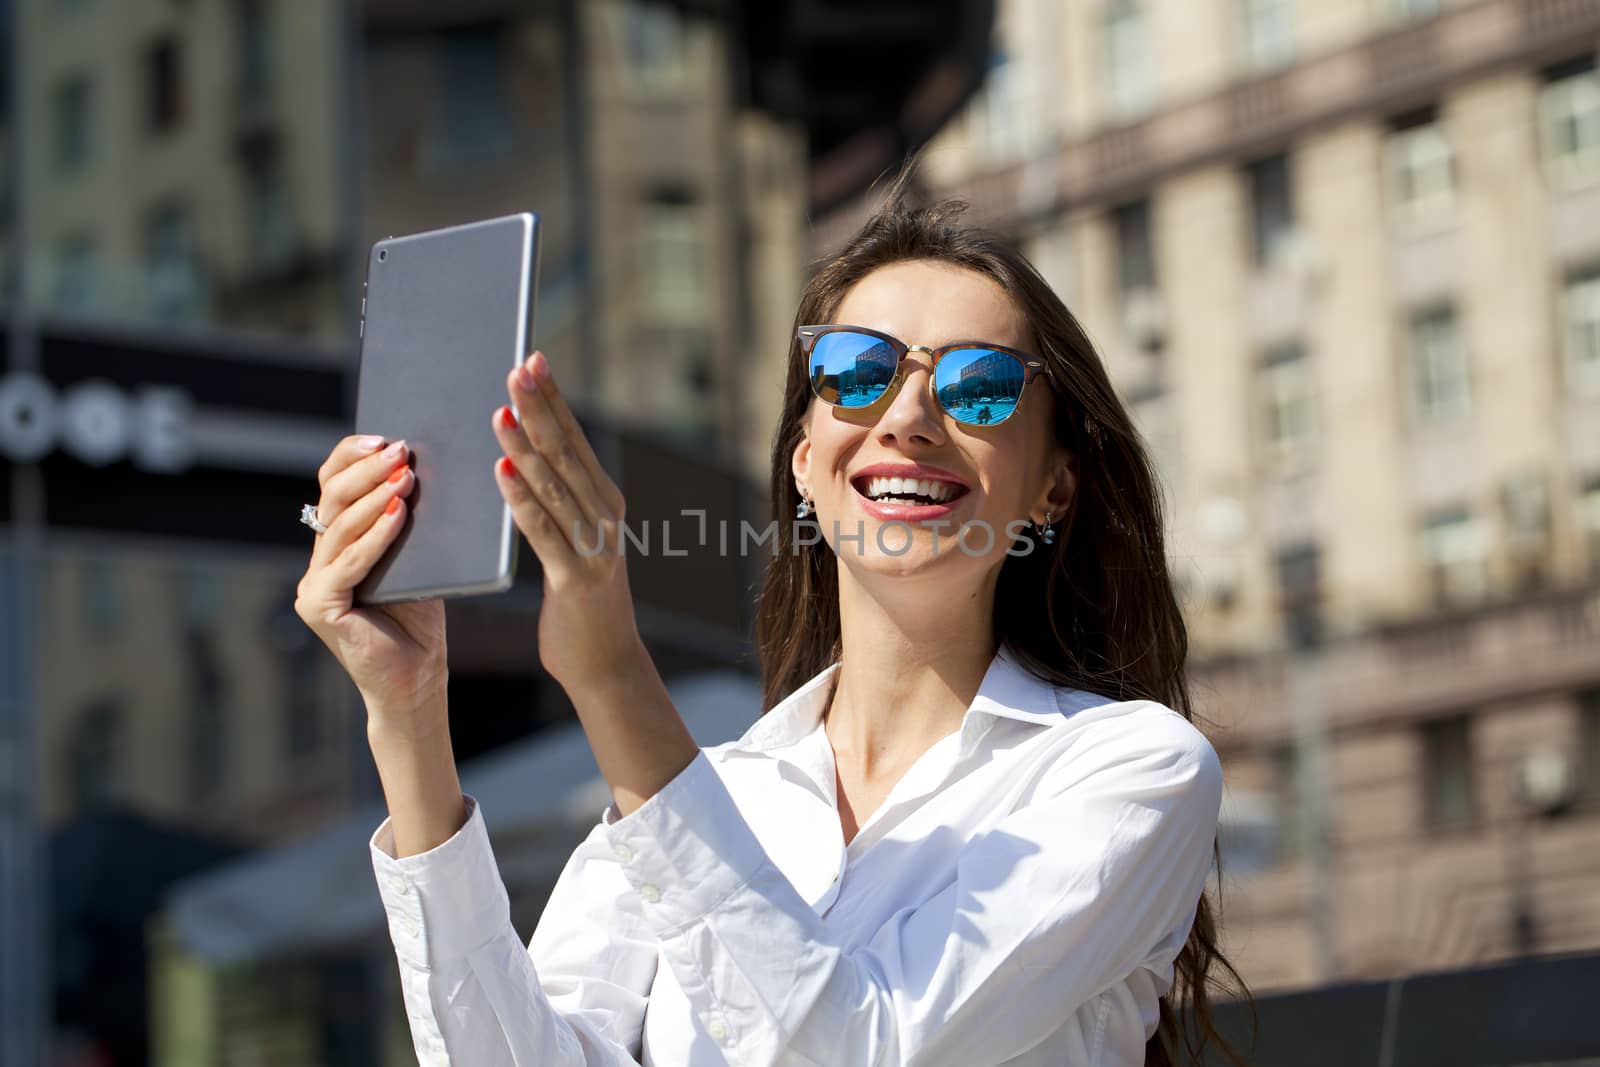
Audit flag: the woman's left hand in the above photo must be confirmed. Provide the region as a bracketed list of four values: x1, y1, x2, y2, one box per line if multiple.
[493, 350, 643, 693]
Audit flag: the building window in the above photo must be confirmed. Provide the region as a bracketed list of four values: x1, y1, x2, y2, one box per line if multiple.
[1540, 56, 1600, 187]
[67, 697, 124, 812]
[1113, 198, 1155, 293]
[1128, 388, 1178, 483]
[1241, 0, 1294, 71]
[179, 564, 226, 628]
[284, 642, 324, 762]
[1272, 744, 1306, 862]
[1580, 477, 1600, 577]
[1419, 507, 1489, 608]
[643, 197, 704, 318]
[624, 0, 690, 94]
[1385, 109, 1455, 229]
[81, 557, 125, 638]
[1408, 305, 1471, 427]
[1247, 153, 1294, 266]
[144, 37, 184, 133]
[977, 47, 1034, 163]
[146, 201, 206, 325]
[1275, 542, 1322, 649]
[235, 0, 273, 100]
[1259, 343, 1317, 471]
[1102, 3, 1152, 120]
[53, 74, 93, 173]
[1581, 690, 1600, 810]
[186, 627, 227, 801]
[423, 26, 518, 172]
[1563, 266, 1600, 394]
[52, 233, 101, 313]
[1421, 715, 1475, 831]
[1391, 0, 1441, 18]
[244, 155, 295, 272]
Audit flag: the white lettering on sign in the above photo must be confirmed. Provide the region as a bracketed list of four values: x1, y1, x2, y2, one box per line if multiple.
[0, 373, 195, 472]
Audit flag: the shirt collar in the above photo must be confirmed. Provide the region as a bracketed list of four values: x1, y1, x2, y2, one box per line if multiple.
[723, 643, 1109, 757]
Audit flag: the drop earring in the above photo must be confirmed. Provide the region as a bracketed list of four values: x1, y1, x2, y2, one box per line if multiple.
[796, 489, 814, 519]
[1035, 510, 1056, 545]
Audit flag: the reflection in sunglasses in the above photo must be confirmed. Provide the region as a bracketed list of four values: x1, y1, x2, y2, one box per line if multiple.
[806, 329, 1034, 425]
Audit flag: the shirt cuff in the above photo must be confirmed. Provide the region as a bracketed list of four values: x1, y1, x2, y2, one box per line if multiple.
[601, 750, 770, 935]
[370, 793, 512, 967]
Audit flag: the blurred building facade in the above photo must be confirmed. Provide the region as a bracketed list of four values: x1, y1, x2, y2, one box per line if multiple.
[13, 1, 804, 864]
[5, 0, 808, 1062]
[842, 0, 1600, 993]
[7, 0, 1010, 1057]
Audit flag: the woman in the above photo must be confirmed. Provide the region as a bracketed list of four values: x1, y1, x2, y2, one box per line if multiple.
[295, 183, 1251, 1066]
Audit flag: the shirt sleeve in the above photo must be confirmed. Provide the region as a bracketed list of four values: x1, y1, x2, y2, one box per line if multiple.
[370, 794, 656, 1066]
[600, 709, 1224, 1067]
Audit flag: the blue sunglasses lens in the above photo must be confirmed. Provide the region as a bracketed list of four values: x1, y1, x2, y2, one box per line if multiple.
[933, 348, 1026, 425]
[809, 331, 899, 408]
[807, 332, 1029, 425]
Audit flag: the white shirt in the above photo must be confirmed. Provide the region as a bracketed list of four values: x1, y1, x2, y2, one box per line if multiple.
[370, 644, 1223, 1067]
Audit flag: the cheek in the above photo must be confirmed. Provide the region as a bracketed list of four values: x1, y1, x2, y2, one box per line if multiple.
[968, 444, 1027, 508]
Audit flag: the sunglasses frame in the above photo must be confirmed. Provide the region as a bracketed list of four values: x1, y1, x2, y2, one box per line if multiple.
[797, 323, 1056, 426]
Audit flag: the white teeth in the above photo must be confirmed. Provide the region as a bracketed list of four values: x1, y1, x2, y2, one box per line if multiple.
[862, 475, 961, 503]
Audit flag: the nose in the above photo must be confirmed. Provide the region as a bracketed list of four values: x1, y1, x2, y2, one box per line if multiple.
[874, 351, 946, 446]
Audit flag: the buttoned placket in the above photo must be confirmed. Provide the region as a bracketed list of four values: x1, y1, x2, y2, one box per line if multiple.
[786, 722, 851, 913]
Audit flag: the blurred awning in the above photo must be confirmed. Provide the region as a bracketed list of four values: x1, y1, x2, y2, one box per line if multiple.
[164, 671, 764, 966]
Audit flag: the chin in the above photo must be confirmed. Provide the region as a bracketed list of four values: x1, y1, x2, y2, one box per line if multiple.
[833, 536, 975, 583]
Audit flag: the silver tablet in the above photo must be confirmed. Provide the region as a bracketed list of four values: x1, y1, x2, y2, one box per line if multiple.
[352, 212, 540, 604]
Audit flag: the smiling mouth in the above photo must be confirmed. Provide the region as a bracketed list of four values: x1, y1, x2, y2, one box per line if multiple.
[851, 475, 970, 507]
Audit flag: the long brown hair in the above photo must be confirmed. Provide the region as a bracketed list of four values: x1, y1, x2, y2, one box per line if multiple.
[752, 167, 1255, 1066]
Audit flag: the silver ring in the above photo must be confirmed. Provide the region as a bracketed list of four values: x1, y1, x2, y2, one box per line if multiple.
[300, 503, 329, 534]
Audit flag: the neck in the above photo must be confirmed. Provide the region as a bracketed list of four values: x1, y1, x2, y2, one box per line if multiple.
[825, 566, 999, 780]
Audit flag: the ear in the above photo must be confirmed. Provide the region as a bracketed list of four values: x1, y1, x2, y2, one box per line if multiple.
[791, 431, 811, 497]
[1031, 448, 1077, 524]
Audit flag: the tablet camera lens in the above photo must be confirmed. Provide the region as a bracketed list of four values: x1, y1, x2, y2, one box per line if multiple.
[377, 249, 387, 262]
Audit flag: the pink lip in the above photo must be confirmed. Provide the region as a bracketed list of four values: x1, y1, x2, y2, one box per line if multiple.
[854, 492, 966, 522]
[848, 462, 972, 523]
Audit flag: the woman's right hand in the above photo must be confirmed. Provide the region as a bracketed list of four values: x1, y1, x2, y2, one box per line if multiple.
[294, 435, 448, 734]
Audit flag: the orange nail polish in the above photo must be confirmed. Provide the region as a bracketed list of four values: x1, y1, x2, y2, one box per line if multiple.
[387, 466, 409, 484]
[385, 497, 402, 515]
[497, 456, 516, 478]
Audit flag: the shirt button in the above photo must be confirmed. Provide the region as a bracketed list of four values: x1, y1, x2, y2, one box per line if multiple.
[612, 842, 634, 863]
[639, 883, 662, 904]
[401, 916, 419, 937]
[390, 876, 411, 895]
[707, 1016, 731, 1044]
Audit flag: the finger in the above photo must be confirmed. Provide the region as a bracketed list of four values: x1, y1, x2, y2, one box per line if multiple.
[313, 439, 410, 542]
[493, 400, 596, 542]
[316, 433, 389, 492]
[320, 492, 411, 601]
[313, 462, 415, 570]
[493, 454, 583, 582]
[504, 357, 603, 524]
[512, 352, 625, 519]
